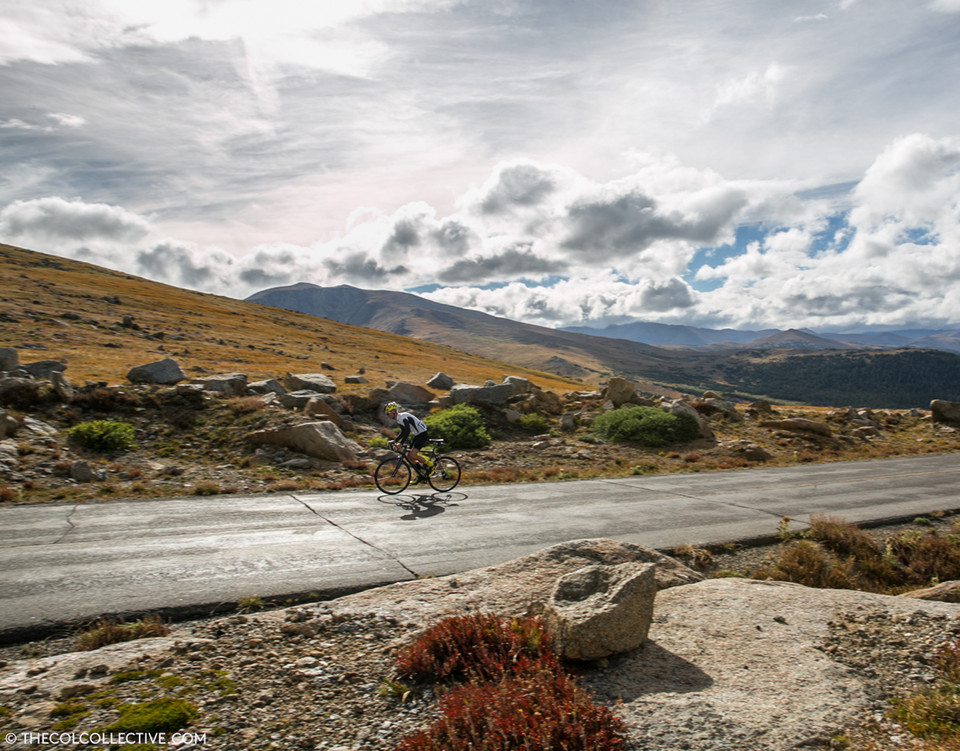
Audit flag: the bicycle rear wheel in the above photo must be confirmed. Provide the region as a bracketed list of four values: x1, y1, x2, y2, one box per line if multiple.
[374, 456, 412, 494]
[428, 456, 461, 492]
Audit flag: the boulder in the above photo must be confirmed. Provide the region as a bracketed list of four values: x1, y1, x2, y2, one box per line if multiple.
[70, 460, 105, 483]
[279, 390, 326, 409]
[193, 373, 247, 396]
[603, 377, 637, 407]
[304, 396, 343, 427]
[50, 370, 74, 402]
[662, 399, 714, 440]
[282, 372, 336, 394]
[0, 347, 18, 372]
[899, 580, 960, 603]
[720, 440, 772, 462]
[388, 381, 436, 406]
[247, 379, 286, 395]
[931, 399, 960, 425]
[759, 418, 832, 436]
[21, 360, 66, 378]
[538, 561, 657, 661]
[126, 358, 185, 385]
[502, 375, 533, 396]
[0, 410, 18, 439]
[247, 421, 361, 463]
[0, 440, 18, 473]
[450, 382, 513, 406]
[426, 372, 455, 390]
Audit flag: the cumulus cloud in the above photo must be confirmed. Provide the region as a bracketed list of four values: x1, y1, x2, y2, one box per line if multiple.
[0, 197, 150, 242]
[3, 133, 960, 332]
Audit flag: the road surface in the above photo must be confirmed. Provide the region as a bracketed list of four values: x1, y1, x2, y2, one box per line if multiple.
[1, 453, 958, 640]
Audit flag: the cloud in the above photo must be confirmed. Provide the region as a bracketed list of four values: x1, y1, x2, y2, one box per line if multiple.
[0, 197, 150, 242]
[438, 244, 562, 284]
[3, 132, 960, 332]
[476, 161, 559, 214]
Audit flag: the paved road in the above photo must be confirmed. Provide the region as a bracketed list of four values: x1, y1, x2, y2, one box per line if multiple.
[1, 453, 958, 640]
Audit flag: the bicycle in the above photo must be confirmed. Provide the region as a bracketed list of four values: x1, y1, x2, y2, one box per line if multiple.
[373, 438, 461, 495]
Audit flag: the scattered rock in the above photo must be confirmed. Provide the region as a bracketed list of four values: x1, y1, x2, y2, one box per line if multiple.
[247, 421, 361, 463]
[426, 372, 454, 390]
[126, 358, 186, 385]
[192, 372, 247, 396]
[760, 417, 833, 436]
[282, 372, 336, 394]
[931, 399, 960, 425]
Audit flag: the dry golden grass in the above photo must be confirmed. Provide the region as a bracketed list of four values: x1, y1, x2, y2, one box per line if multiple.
[0, 243, 584, 394]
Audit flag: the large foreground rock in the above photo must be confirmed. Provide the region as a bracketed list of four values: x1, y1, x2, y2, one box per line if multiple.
[324, 538, 702, 619]
[540, 561, 656, 660]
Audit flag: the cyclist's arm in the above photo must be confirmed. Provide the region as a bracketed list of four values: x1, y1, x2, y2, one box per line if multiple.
[394, 415, 412, 444]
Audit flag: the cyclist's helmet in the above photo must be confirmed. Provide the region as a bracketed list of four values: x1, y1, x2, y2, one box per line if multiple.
[384, 401, 399, 414]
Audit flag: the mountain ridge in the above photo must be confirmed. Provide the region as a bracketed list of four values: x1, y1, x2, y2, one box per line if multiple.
[246, 283, 960, 408]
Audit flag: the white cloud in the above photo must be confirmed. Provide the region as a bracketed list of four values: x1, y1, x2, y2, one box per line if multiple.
[0, 197, 150, 242]
[1, 2, 959, 335]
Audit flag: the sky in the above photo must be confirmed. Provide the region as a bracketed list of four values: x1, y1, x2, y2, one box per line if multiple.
[1, 0, 960, 333]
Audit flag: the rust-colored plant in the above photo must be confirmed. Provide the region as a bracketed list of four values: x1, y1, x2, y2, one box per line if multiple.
[394, 613, 556, 684]
[394, 668, 628, 751]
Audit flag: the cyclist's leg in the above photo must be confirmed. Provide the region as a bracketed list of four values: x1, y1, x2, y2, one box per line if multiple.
[409, 432, 430, 470]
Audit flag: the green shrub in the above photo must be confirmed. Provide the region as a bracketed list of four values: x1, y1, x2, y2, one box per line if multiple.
[591, 405, 700, 447]
[67, 420, 135, 452]
[104, 697, 197, 734]
[518, 413, 550, 434]
[424, 404, 490, 449]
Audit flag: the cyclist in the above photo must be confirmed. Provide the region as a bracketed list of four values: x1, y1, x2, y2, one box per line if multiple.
[383, 401, 433, 476]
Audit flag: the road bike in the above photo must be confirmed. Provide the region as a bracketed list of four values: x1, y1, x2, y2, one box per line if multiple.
[373, 438, 461, 495]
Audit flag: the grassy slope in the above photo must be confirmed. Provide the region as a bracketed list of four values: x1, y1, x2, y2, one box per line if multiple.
[0, 243, 584, 394]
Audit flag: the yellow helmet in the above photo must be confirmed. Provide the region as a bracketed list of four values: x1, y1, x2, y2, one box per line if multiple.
[384, 401, 399, 413]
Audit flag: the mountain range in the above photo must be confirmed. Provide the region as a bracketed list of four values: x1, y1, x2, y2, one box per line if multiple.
[246, 283, 960, 408]
[563, 321, 960, 354]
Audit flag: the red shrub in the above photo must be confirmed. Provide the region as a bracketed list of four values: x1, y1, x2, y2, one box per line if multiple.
[394, 613, 556, 684]
[394, 668, 628, 751]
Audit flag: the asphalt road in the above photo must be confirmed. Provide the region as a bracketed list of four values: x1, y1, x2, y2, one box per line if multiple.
[1, 453, 959, 641]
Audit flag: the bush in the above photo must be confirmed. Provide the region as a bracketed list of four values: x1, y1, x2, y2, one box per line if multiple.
[104, 697, 197, 734]
[518, 413, 550, 434]
[394, 669, 628, 751]
[394, 613, 556, 684]
[591, 405, 700, 447]
[392, 613, 628, 751]
[424, 404, 490, 449]
[67, 420, 135, 452]
[76, 615, 170, 651]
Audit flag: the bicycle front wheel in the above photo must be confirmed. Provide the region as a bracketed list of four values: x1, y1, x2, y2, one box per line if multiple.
[374, 456, 411, 495]
[428, 456, 461, 492]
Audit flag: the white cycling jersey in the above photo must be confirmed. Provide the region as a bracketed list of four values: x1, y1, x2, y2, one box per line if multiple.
[395, 411, 427, 442]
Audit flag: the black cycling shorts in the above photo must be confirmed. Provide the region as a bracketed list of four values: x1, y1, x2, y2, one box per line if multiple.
[410, 432, 428, 450]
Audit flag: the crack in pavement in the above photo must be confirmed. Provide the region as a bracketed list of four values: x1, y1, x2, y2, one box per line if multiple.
[52, 504, 79, 544]
[291, 496, 420, 579]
